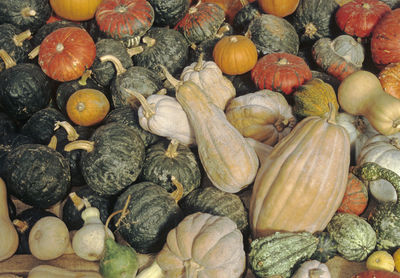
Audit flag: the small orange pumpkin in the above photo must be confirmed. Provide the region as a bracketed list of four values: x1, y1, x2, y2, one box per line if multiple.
[50, 0, 103, 21]
[257, 0, 300, 17]
[213, 35, 258, 75]
[66, 88, 110, 127]
[337, 170, 369, 216]
[379, 62, 400, 99]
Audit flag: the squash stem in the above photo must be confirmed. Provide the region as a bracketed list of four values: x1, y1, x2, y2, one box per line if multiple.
[64, 140, 95, 153]
[127, 45, 144, 57]
[159, 64, 182, 89]
[13, 30, 32, 47]
[28, 45, 40, 59]
[105, 194, 131, 233]
[215, 23, 231, 38]
[165, 139, 179, 158]
[54, 121, 80, 141]
[170, 176, 184, 203]
[69, 192, 85, 211]
[78, 70, 92, 86]
[184, 259, 202, 278]
[0, 49, 17, 69]
[142, 36, 156, 48]
[194, 53, 204, 71]
[122, 88, 155, 118]
[21, 7, 36, 17]
[47, 135, 58, 150]
[13, 219, 29, 233]
[393, 119, 400, 129]
[100, 55, 127, 76]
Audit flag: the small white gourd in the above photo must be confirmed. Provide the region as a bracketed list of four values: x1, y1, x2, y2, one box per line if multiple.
[292, 260, 331, 278]
[72, 207, 114, 261]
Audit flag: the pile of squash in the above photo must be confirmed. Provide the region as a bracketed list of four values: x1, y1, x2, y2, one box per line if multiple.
[4, 0, 400, 277]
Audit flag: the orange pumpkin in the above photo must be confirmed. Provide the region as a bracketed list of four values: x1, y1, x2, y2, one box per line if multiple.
[257, 0, 300, 17]
[379, 62, 400, 99]
[337, 170, 369, 216]
[66, 88, 110, 127]
[213, 35, 258, 75]
[50, 0, 103, 21]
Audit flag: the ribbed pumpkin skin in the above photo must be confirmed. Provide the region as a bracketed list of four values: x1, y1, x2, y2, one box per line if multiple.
[50, 0, 102, 21]
[149, 0, 190, 27]
[258, 0, 300, 17]
[379, 62, 400, 99]
[249, 112, 350, 238]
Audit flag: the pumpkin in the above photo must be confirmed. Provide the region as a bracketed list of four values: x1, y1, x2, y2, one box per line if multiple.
[95, 0, 154, 47]
[149, 0, 190, 27]
[155, 212, 246, 278]
[292, 260, 331, 278]
[379, 62, 400, 99]
[312, 35, 365, 81]
[212, 34, 258, 75]
[246, 13, 299, 56]
[366, 250, 395, 272]
[338, 70, 400, 136]
[38, 26, 96, 82]
[66, 88, 110, 127]
[249, 105, 350, 238]
[225, 89, 296, 146]
[371, 9, 400, 68]
[394, 248, 400, 272]
[258, 0, 300, 17]
[335, 0, 391, 38]
[337, 170, 368, 215]
[50, 0, 102, 21]
[352, 270, 400, 278]
[251, 52, 312, 95]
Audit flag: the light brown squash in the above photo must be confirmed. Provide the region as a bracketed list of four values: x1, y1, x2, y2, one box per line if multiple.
[28, 265, 102, 278]
[249, 104, 350, 238]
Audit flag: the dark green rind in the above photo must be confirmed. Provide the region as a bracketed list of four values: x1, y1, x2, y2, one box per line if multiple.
[310, 232, 338, 263]
[113, 181, 183, 254]
[180, 186, 249, 234]
[326, 213, 376, 262]
[232, 2, 261, 35]
[148, 0, 190, 27]
[248, 232, 318, 278]
[5, 144, 71, 208]
[140, 140, 201, 197]
[80, 122, 145, 196]
[31, 21, 81, 47]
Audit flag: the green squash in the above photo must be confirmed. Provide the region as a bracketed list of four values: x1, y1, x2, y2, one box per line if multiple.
[310, 232, 338, 263]
[248, 231, 318, 278]
[326, 212, 376, 262]
[232, 1, 261, 35]
[31, 20, 80, 47]
[149, 0, 190, 27]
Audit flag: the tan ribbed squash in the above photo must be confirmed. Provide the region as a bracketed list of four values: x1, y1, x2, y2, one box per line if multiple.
[249, 104, 350, 238]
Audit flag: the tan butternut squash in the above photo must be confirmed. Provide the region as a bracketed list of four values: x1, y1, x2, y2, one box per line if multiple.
[28, 265, 102, 278]
[249, 105, 350, 238]
[162, 66, 259, 193]
[0, 178, 19, 262]
[338, 70, 400, 135]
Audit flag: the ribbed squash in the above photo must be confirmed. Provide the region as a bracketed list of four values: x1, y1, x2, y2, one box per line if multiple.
[249, 105, 350, 238]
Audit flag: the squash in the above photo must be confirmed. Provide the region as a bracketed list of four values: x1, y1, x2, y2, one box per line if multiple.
[29, 216, 70, 260]
[149, 0, 190, 27]
[28, 265, 102, 278]
[338, 70, 400, 136]
[31, 20, 80, 48]
[292, 260, 331, 278]
[258, 0, 300, 17]
[232, 1, 261, 34]
[337, 170, 368, 216]
[156, 212, 246, 278]
[352, 270, 400, 278]
[165, 67, 259, 193]
[50, 0, 102, 21]
[366, 250, 395, 272]
[249, 104, 350, 238]
[0, 178, 18, 262]
[394, 248, 400, 272]
[310, 232, 338, 263]
[379, 62, 400, 99]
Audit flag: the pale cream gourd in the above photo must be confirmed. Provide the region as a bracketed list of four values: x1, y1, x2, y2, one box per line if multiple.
[225, 90, 296, 146]
[338, 70, 400, 135]
[292, 260, 331, 278]
[124, 88, 196, 146]
[245, 137, 273, 165]
[29, 216, 70, 260]
[163, 67, 259, 193]
[72, 207, 114, 261]
[27, 265, 102, 278]
[180, 53, 236, 110]
[357, 133, 400, 202]
[0, 178, 19, 262]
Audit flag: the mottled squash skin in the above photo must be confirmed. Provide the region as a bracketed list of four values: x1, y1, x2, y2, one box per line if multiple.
[149, 0, 190, 27]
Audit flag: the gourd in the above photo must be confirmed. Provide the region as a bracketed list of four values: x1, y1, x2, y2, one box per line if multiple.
[28, 216, 70, 260]
[0, 177, 18, 262]
[50, 0, 103, 21]
[149, 0, 190, 27]
[258, 0, 300, 17]
[354, 162, 400, 252]
[250, 105, 350, 238]
[292, 260, 331, 278]
[164, 66, 259, 193]
[337, 170, 369, 216]
[338, 70, 400, 136]
[155, 212, 246, 278]
[366, 250, 395, 272]
[27, 265, 102, 278]
[352, 270, 400, 278]
[379, 62, 400, 99]
[310, 232, 338, 263]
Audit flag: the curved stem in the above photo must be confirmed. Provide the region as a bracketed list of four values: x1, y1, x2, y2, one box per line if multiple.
[100, 55, 127, 76]
[104, 194, 131, 233]
[47, 135, 57, 150]
[142, 36, 156, 48]
[122, 88, 155, 118]
[28, 45, 40, 59]
[194, 52, 204, 71]
[13, 30, 32, 47]
[21, 7, 36, 17]
[54, 121, 80, 141]
[215, 23, 231, 38]
[13, 219, 29, 233]
[165, 139, 179, 158]
[64, 140, 95, 152]
[78, 69, 92, 86]
[0, 49, 17, 69]
[159, 64, 182, 89]
[170, 176, 184, 203]
[69, 192, 85, 211]
[127, 45, 144, 57]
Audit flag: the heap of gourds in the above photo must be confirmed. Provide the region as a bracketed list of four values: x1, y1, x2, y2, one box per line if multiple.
[4, 0, 400, 277]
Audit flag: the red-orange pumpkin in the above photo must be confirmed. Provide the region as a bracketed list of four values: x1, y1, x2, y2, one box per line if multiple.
[38, 27, 96, 82]
[379, 62, 400, 99]
[337, 170, 369, 216]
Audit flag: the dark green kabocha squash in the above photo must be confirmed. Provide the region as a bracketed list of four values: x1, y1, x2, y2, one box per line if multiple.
[0, 0, 52, 32]
[0, 112, 17, 137]
[31, 20, 81, 47]
[246, 14, 299, 56]
[62, 186, 112, 231]
[103, 106, 160, 147]
[380, 0, 400, 9]
[179, 185, 249, 234]
[0, 57, 52, 122]
[64, 122, 146, 197]
[310, 231, 338, 263]
[140, 139, 201, 198]
[13, 207, 56, 254]
[91, 38, 134, 88]
[148, 0, 190, 27]
[353, 162, 400, 252]
[112, 181, 184, 254]
[249, 232, 319, 278]
[0, 23, 32, 72]
[132, 27, 189, 77]
[5, 143, 71, 208]
[20, 107, 68, 145]
[232, 1, 261, 35]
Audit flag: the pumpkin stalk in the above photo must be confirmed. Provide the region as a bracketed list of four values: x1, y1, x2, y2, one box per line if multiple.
[64, 140, 95, 153]
[54, 121, 80, 141]
[122, 88, 155, 118]
[0, 49, 17, 69]
[305, 23, 318, 38]
[69, 192, 86, 211]
[77, 70, 92, 86]
[13, 30, 32, 47]
[47, 135, 58, 150]
[170, 176, 184, 203]
[12, 219, 29, 233]
[100, 55, 127, 76]
[165, 139, 180, 158]
[127, 45, 144, 57]
[159, 64, 182, 89]
[21, 7, 36, 17]
[215, 23, 231, 38]
[194, 53, 204, 71]
[142, 36, 156, 48]
[28, 45, 40, 59]
[105, 195, 131, 232]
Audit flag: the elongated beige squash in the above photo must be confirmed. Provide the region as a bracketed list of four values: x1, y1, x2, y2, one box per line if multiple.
[28, 265, 102, 278]
[250, 105, 350, 238]
[162, 67, 259, 193]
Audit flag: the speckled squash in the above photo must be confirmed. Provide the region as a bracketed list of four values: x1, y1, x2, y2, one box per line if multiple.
[112, 181, 184, 253]
[148, 0, 190, 27]
[337, 170, 368, 216]
[310, 232, 338, 263]
[379, 62, 400, 99]
[5, 144, 71, 208]
[232, 1, 261, 34]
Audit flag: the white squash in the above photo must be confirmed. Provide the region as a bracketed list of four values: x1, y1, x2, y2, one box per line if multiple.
[292, 260, 331, 278]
